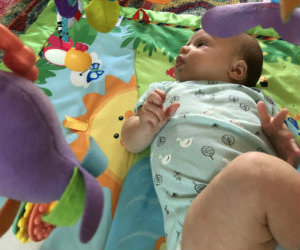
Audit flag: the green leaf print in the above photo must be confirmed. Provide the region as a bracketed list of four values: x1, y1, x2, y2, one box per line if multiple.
[121, 37, 135, 48]
[68, 18, 98, 45]
[35, 58, 64, 96]
[121, 19, 193, 61]
[162, 48, 168, 56]
[112, 26, 121, 33]
[143, 43, 156, 57]
[39, 87, 53, 97]
[133, 37, 142, 49]
[261, 40, 300, 65]
[36, 59, 64, 84]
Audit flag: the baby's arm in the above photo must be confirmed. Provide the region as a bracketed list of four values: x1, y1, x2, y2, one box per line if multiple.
[121, 89, 180, 153]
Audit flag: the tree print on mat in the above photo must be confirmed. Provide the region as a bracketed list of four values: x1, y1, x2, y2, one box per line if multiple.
[120, 19, 193, 62]
[35, 59, 65, 96]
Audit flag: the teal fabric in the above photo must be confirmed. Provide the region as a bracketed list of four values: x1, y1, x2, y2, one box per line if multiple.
[81, 137, 108, 177]
[0, 197, 6, 208]
[135, 80, 278, 249]
[105, 157, 164, 250]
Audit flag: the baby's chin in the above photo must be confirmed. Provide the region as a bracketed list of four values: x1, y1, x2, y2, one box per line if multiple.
[174, 72, 190, 82]
[174, 68, 205, 82]
[175, 74, 197, 82]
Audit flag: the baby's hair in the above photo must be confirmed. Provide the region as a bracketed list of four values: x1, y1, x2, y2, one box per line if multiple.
[238, 34, 263, 87]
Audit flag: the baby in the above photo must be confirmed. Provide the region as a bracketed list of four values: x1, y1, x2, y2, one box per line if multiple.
[121, 29, 300, 250]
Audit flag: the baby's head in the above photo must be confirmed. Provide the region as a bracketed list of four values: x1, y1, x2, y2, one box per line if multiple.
[175, 29, 263, 87]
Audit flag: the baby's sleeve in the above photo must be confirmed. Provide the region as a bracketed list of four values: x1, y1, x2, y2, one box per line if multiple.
[134, 81, 167, 112]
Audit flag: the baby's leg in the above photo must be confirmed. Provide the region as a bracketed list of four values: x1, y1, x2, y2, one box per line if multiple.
[182, 152, 300, 250]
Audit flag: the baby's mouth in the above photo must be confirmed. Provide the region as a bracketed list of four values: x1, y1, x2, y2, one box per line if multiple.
[175, 56, 184, 68]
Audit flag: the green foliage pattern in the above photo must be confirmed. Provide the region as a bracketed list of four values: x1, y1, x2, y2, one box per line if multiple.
[120, 19, 193, 62]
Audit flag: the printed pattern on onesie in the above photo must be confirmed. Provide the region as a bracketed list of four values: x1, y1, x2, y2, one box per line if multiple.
[135, 80, 278, 250]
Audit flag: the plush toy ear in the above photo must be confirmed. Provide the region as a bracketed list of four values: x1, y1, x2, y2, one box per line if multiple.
[202, 2, 300, 45]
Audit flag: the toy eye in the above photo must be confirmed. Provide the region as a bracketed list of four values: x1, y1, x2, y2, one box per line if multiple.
[118, 116, 124, 121]
[114, 133, 119, 139]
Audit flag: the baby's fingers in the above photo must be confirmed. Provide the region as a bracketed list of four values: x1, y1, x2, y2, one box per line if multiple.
[143, 104, 166, 126]
[257, 101, 271, 127]
[165, 102, 180, 118]
[272, 108, 288, 129]
[147, 89, 166, 107]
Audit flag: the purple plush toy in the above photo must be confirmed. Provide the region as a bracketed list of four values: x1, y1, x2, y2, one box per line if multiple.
[55, 0, 79, 18]
[202, 1, 300, 45]
[0, 70, 104, 243]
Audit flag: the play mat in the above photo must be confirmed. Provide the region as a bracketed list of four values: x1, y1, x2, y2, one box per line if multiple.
[0, 0, 299, 250]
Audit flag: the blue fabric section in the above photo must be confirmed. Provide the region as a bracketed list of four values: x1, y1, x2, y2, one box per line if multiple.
[0, 197, 6, 207]
[81, 137, 108, 177]
[61, 17, 69, 42]
[40, 187, 112, 250]
[105, 157, 164, 250]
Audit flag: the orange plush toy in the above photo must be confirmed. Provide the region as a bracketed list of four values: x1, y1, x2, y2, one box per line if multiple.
[0, 24, 38, 82]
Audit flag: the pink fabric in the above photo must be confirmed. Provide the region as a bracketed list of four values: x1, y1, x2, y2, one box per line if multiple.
[0, 0, 21, 15]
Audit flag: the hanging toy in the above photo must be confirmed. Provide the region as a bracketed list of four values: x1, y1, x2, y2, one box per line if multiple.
[65, 42, 92, 72]
[55, 0, 79, 18]
[57, 13, 71, 43]
[43, 35, 74, 67]
[85, 0, 120, 33]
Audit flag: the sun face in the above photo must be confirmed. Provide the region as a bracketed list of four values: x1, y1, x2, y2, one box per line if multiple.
[63, 74, 137, 215]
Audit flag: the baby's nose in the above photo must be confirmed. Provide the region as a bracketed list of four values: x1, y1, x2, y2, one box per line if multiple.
[179, 45, 190, 54]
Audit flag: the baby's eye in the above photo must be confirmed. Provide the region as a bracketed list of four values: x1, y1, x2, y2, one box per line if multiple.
[197, 41, 205, 47]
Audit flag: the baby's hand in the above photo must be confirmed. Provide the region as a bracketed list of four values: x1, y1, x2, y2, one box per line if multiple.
[137, 89, 180, 134]
[257, 101, 300, 167]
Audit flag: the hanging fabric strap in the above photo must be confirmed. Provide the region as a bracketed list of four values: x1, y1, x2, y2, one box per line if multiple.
[132, 8, 150, 24]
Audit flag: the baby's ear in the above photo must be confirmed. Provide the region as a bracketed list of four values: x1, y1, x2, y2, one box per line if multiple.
[228, 60, 247, 83]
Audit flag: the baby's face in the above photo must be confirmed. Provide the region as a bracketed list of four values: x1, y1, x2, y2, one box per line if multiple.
[175, 29, 238, 82]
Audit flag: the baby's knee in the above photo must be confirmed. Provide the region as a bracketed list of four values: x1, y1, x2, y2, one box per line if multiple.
[225, 152, 298, 190]
[232, 151, 276, 167]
